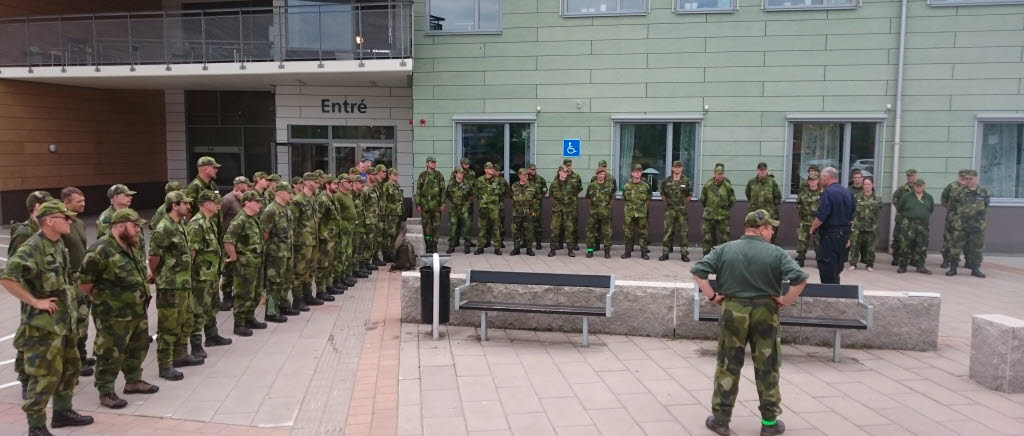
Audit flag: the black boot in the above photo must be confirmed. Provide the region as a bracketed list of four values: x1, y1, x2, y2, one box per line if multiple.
[281, 306, 301, 316]
[355, 268, 370, 278]
[891, 257, 900, 266]
[306, 295, 325, 306]
[526, 248, 535, 256]
[604, 248, 611, 259]
[172, 354, 204, 368]
[204, 335, 233, 346]
[293, 299, 311, 312]
[465, 244, 472, 254]
[946, 265, 958, 276]
[897, 265, 907, 273]
[317, 291, 336, 302]
[474, 247, 484, 255]
[971, 268, 986, 278]
[916, 266, 932, 275]
[373, 256, 385, 266]
[28, 426, 54, 436]
[658, 253, 669, 261]
[567, 249, 575, 257]
[705, 416, 730, 436]
[484, 241, 492, 248]
[548, 249, 557, 257]
[535, 240, 542, 250]
[446, 245, 456, 254]
[245, 319, 268, 329]
[681, 252, 690, 262]
[941, 259, 950, 269]
[366, 262, 378, 271]
[344, 276, 357, 286]
[586, 250, 593, 258]
[494, 248, 502, 255]
[191, 343, 207, 359]
[640, 248, 650, 260]
[266, 313, 288, 323]
[621, 250, 632, 259]
[220, 293, 234, 312]
[51, 409, 94, 428]
[510, 248, 520, 256]
[233, 325, 253, 337]
[761, 419, 786, 436]
[159, 367, 184, 381]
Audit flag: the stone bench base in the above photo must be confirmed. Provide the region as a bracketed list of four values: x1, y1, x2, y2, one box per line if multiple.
[400, 272, 941, 352]
[970, 314, 1024, 393]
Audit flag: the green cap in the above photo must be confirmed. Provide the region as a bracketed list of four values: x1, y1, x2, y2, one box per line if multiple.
[110, 208, 146, 226]
[517, 168, 529, 175]
[233, 176, 252, 186]
[454, 167, 465, 174]
[528, 163, 537, 170]
[340, 175, 354, 183]
[348, 168, 359, 175]
[303, 172, 318, 181]
[632, 163, 643, 171]
[241, 191, 261, 202]
[375, 164, 387, 172]
[484, 162, 495, 169]
[253, 171, 270, 181]
[745, 209, 779, 228]
[598, 160, 608, 167]
[164, 181, 183, 193]
[558, 165, 567, 172]
[35, 200, 76, 220]
[388, 168, 398, 175]
[672, 160, 683, 167]
[807, 173, 820, 180]
[757, 162, 768, 170]
[353, 175, 365, 183]
[291, 176, 303, 185]
[26, 191, 54, 211]
[165, 191, 193, 204]
[271, 182, 292, 193]
[563, 158, 573, 166]
[460, 157, 470, 164]
[957, 169, 968, 176]
[964, 169, 978, 177]
[196, 190, 221, 204]
[905, 169, 917, 176]
[323, 175, 337, 183]
[807, 164, 820, 172]
[107, 184, 136, 199]
[314, 169, 325, 177]
[268, 174, 282, 182]
[197, 156, 221, 167]
[366, 167, 378, 175]
[714, 163, 725, 174]
[426, 156, 437, 163]
[596, 167, 606, 174]
[913, 178, 926, 186]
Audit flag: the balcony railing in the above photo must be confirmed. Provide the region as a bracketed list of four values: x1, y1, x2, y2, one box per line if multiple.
[0, 2, 412, 70]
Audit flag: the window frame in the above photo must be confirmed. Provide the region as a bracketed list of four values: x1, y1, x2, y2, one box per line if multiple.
[974, 114, 1024, 206]
[763, 0, 859, 11]
[425, 0, 503, 35]
[674, 0, 739, 14]
[928, 0, 1024, 6]
[611, 114, 704, 200]
[286, 124, 398, 175]
[561, 0, 651, 17]
[783, 113, 887, 201]
[453, 115, 537, 182]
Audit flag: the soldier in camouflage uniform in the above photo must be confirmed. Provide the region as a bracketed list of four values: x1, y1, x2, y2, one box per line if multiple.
[528, 164, 547, 249]
[660, 160, 694, 262]
[383, 169, 404, 260]
[795, 174, 822, 267]
[700, 164, 736, 255]
[363, 167, 383, 268]
[451, 157, 477, 186]
[218, 177, 251, 312]
[252, 172, 273, 212]
[58, 187, 94, 378]
[745, 162, 782, 244]
[9, 191, 55, 400]
[585, 168, 615, 258]
[564, 159, 584, 250]
[79, 209, 159, 410]
[890, 169, 917, 265]
[97, 184, 136, 239]
[940, 170, 968, 269]
[291, 173, 322, 310]
[548, 166, 576, 257]
[149, 181, 183, 232]
[225, 191, 268, 335]
[314, 176, 341, 303]
[184, 156, 221, 217]
[185, 191, 232, 358]
[692, 210, 808, 436]
[416, 156, 446, 253]
[848, 177, 882, 271]
[446, 168, 474, 254]
[475, 163, 505, 255]
[895, 178, 934, 274]
[350, 175, 372, 278]
[847, 169, 864, 197]
[621, 164, 653, 260]
[374, 165, 392, 262]
[333, 176, 359, 288]
[946, 170, 990, 278]
[149, 191, 202, 381]
[509, 168, 538, 256]
[589, 159, 618, 191]
[1, 201, 95, 436]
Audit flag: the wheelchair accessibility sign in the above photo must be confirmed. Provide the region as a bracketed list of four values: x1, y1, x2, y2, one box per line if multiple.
[562, 139, 581, 158]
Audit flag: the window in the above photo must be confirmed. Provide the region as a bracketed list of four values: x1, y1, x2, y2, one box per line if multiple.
[785, 116, 884, 198]
[976, 119, 1024, 202]
[675, 0, 737, 13]
[427, 0, 501, 34]
[928, 0, 1024, 6]
[563, 0, 648, 16]
[614, 118, 700, 195]
[186, 90, 276, 184]
[764, 0, 857, 10]
[455, 119, 534, 181]
[287, 124, 397, 175]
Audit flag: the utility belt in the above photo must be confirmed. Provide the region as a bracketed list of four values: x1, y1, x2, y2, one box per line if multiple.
[820, 227, 851, 236]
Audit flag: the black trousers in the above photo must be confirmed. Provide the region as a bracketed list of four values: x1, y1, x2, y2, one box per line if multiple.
[816, 228, 850, 284]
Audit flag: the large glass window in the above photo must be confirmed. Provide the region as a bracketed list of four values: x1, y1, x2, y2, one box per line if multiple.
[787, 120, 881, 197]
[427, 0, 501, 33]
[616, 121, 699, 195]
[928, 0, 1024, 6]
[563, 0, 648, 16]
[764, 0, 857, 10]
[675, 0, 737, 13]
[186, 90, 276, 184]
[457, 122, 533, 182]
[977, 122, 1024, 201]
[287, 124, 396, 175]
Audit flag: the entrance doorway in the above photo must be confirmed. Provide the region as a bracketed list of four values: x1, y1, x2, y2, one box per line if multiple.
[288, 125, 396, 176]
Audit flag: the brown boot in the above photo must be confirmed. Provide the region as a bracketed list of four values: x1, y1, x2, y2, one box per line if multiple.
[123, 380, 160, 394]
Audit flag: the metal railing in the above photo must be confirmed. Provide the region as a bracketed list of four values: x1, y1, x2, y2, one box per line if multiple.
[0, 2, 412, 70]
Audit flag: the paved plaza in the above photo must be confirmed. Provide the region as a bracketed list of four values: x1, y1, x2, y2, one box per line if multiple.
[0, 223, 1023, 435]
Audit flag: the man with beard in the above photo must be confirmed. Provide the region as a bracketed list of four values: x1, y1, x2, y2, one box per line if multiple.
[225, 192, 268, 335]
[186, 191, 232, 358]
[290, 173, 323, 310]
[96, 184, 136, 239]
[314, 176, 341, 302]
[9, 191, 55, 400]
[59, 188, 95, 377]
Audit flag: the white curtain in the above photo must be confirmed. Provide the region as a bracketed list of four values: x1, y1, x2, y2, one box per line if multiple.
[981, 123, 1022, 199]
[619, 124, 636, 190]
[800, 123, 843, 177]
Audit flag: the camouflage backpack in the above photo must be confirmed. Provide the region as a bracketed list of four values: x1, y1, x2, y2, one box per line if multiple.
[390, 240, 417, 272]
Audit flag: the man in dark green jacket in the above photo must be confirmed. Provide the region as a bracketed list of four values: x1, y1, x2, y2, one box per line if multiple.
[895, 178, 934, 274]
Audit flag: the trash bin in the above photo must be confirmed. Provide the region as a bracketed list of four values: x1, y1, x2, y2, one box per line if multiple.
[420, 265, 451, 324]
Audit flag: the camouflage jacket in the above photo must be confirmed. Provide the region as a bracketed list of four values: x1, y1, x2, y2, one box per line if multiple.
[891, 183, 914, 215]
[447, 177, 474, 207]
[852, 191, 883, 231]
[364, 183, 382, 225]
[660, 175, 693, 212]
[510, 181, 538, 217]
[224, 212, 264, 263]
[96, 206, 115, 240]
[941, 181, 963, 208]
[262, 201, 293, 264]
[353, 190, 366, 230]
[257, 189, 273, 214]
[848, 185, 864, 197]
[797, 186, 822, 220]
[589, 174, 617, 192]
[8, 218, 38, 256]
[289, 190, 317, 246]
[475, 176, 506, 211]
[548, 179, 577, 213]
[941, 181, 965, 229]
[1, 233, 77, 336]
[567, 172, 583, 202]
[187, 212, 222, 282]
[148, 207, 169, 232]
[700, 179, 736, 220]
[449, 168, 476, 187]
[586, 180, 616, 218]
[415, 170, 446, 211]
[316, 190, 341, 241]
[184, 177, 219, 205]
[149, 218, 193, 290]
[383, 182, 404, 216]
[745, 176, 782, 217]
[622, 179, 652, 218]
[529, 174, 548, 209]
[334, 192, 356, 223]
[950, 186, 990, 232]
[79, 235, 149, 320]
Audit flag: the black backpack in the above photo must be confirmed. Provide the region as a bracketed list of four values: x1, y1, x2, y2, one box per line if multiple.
[390, 240, 417, 271]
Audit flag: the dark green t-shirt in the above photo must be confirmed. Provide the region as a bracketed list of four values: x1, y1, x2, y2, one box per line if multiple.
[897, 191, 934, 221]
[690, 235, 808, 298]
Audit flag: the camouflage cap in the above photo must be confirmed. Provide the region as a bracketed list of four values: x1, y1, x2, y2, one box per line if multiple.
[528, 163, 537, 170]
[253, 171, 270, 181]
[348, 168, 359, 175]
[165, 190, 193, 204]
[807, 173, 820, 180]
[517, 168, 529, 175]
[26, 191, 54, 211]
[233, 176, 252, 186]
[375, 164, 387, 172]
[314, 169, 326, 177]
[323, 175, 337, 183]
[957, 169, 968, 176]
[366, 166, 378, 175]
[35, 200, 76, 220]
[913, 178, 926, 186]
[964, 169, 978, 177]
[596, 168, 607, 174]
[353, 175, 365, 184]
[291, 176, 303, 185]
[302, 172, 318, 181]
[563, 159, 573, 166]
[268, 174, 282, 182]
[558, 165, 567, 172]
[905, 169, 918, 175]
[271, 182, 293, 193]
[107, 184, 136, 199]
[714, 163, 725, 174]
[454, 167, 465, 174]
[339, 175, 354, 183]
[460, 157, 470, 165]
[672, 160, 683, 167]
[807, 164, 820, 172]
[388, 168, 398, 175]
[110, 208, 146, 226]
[484, 162, 495, 169]
[632, 163, 643, 171]
[426, 156, 437, 163]
[745, 209, 779, 228]
[196, 190, 221, 204]
[598, 160, 608, 167]
[241, 191, 261, 202]
[164, 181, 183, 193]
[197, 156, 221, 167]
[757, 162, 768, 170]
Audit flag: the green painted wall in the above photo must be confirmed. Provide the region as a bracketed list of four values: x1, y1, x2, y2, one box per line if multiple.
[411, 0, 1024, 200]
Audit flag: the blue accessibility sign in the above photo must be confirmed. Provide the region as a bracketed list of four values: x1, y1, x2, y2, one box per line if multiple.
[562, 139, 581, 158]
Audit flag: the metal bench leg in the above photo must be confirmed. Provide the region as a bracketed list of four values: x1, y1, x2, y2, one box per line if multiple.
[833, 330, 841, 363]
[480, 312, 488, 342]
[582, 316, 589, 348]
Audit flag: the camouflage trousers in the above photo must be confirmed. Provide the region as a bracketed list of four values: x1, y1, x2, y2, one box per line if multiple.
[662, 208, 688, 254]
[550, 209, 575, 246]
[221, 261, 234, 300]
[848, 229, 878, 267]
[703, 218, 730, 254]
[511, 213, 535, 248]
[364, 222, 379, 262]
[351, 226, 365, 270]
[948, 228, 985, 269]
[586, 213, 612, 250]
[570, 206, 580, 245]
[941, 213, 955, 263]
[712, 298, 782, 425]
[448, 204, 472, 245]
[623, 215, 649, 250]
[292, 245, 315, 302]
[94, 317, 149, 395]
[156, 288, 192, 369]
[316, 238, 336, 294]
[476, 207, 502, 246]
[334, 224, 354, 277]
[383, 215, 401, 257]
[796, 218, 817, 259]
[898, 218, 929, 267]
[422, 209, 441, 245]
[532, 206, 544, 243]
[75, 288, 91, 363]
[17, 326, 80, 427]
[233, 258, 264, 326]
[266, 249, 293, 316]
[890, 213, 904, 259]
[191, 280, 219, 344]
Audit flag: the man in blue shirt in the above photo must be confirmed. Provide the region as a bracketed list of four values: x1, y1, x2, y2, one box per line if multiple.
[810, 167, 855, 284]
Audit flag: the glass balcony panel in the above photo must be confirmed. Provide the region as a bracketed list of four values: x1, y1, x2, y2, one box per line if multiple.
[0, 21, 28, 67]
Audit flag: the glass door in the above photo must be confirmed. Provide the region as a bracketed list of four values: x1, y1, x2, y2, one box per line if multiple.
[291, 144, 329, 178]
[334, 145, 357, 174]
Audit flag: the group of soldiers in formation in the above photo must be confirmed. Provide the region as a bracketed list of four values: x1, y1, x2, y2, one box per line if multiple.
[1, 156, 405, 436]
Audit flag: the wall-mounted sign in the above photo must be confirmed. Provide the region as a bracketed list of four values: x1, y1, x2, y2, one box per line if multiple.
[321, 98, 368, 114]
